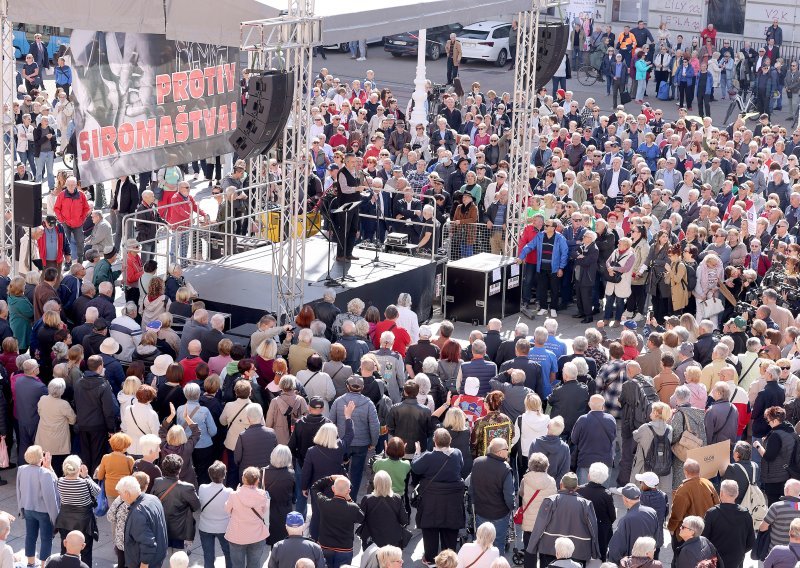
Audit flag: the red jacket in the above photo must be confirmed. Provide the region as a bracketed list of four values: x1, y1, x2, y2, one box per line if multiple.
[165, 192, 206, 228]
[518, 225, 540, 264]
[180, 356, 204, 385]
[372, 319, 412, 357]
[54, 189, 90, 229]
[744, 253, 771, 277]
[37, 223, 68, 263]
[126, 253, 144, 286]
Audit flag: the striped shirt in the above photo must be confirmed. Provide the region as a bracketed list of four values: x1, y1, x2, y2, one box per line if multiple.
[765, 497, 800, 547]
[57, 477, 100, 507]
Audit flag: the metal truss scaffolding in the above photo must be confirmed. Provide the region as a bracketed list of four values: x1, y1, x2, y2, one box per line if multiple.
[241, 0, 322, 322]
[505, 2, 540, 255]
[0, 0, 13, 263]
[505, 0, 561, 255]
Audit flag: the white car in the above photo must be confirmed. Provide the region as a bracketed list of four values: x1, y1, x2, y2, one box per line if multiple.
[458, 21, 513, 67]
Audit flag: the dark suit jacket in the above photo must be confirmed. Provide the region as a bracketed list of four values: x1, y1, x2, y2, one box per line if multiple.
[199, 328, 224, 361]
[113, 178, 140, 215]
[28, 42, 49, 68]
[575, 242, 600, 285]
[87, 294, 115, 324]
[600, 167, 631, 196]
[15, 374, 46, 427]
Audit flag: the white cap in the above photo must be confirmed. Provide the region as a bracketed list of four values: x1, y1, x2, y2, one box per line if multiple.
[634, 472, 660, 487]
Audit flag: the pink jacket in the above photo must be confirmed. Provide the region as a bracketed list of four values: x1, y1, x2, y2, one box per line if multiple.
[224, 485, 270, 544]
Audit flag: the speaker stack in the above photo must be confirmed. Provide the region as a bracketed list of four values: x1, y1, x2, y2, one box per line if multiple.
[229, 70, 294, 160]
[13, 180, 42, 228]
[534, 23, 570, 89]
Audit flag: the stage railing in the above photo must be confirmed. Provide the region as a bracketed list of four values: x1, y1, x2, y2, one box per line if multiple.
[441, 221, 513, 261]
[353, 212, 442, 263]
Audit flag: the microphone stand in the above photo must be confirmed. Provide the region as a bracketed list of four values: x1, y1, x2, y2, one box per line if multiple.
[363, 189, 395, 269]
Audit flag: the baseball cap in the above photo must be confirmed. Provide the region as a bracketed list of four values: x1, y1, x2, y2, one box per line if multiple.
[146, 320, 162, 332]
[733, 316, 747, 330]
[308, 396, 325, 409]
[45, 215, 57, 224]
[392, 165, 402, 172]
[347, 375, 364, 391]
[621, 483, 642, 499]
[93, 318, 108, 331]
[635, 472, 660, 487]
[286, 512, 305, 527]
[623, 320, 638, 330]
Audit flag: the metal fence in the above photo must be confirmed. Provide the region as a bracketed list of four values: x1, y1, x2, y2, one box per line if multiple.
[441, 221, 514, 261]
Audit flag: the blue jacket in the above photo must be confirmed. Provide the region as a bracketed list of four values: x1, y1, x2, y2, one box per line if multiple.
[54, 65, 72, 85]
[696, 71, 713, 96]
[638, 143, 660, 172]
[570, 410, 616, 467]
[676, 63, 695, 84]
[124, 493, 168, 568]
[329, 392, 379, 447]
[518, 231, 569, 273]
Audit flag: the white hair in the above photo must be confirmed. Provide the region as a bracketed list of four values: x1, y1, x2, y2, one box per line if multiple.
[270, 445, 293, 468]
[116, 476, 142, 498]
[476, 522, 497, 550]
[554, 537, 575, 559]
[544, 318, 558, 334]
[631, 537, 656, 557]
[323, 289, 336, 302]
[380, 331, 395, 347]
[298, 328, 313, 344]
[562, 362, 578, 380]
[588, 462, 609, 484]
[422, 356, 438, 374]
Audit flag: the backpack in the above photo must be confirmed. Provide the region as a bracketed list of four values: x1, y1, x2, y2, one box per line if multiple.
[633, 376, 660, 428]
[736, 462, 767, 529]
[643, 424, 673, 476]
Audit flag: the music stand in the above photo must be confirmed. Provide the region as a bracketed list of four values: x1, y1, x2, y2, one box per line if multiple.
[329, 200, 360, 284]
[363, 194, 396, 269]
[306, 209, 340, 288]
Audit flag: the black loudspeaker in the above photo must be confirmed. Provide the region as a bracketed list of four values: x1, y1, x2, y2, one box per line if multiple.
[229, 71, 294, 160]
[13, 180, 42, 228]
[534, 23, 570, 88]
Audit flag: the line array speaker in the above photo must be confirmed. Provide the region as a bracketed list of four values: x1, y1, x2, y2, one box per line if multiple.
[534, 23, 570, 89]
[13, 180, 42, 228]
[229, 70, 294, 160]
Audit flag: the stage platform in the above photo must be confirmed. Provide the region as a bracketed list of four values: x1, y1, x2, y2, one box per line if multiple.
[184, 236, 443, 327]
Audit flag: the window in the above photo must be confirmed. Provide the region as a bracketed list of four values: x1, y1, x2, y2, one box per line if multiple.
[493, 25, 512, 39]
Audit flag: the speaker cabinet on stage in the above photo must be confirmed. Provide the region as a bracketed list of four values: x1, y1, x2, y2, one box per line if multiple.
[13, 181, 42, 228]
[445, 253, 518, 325]
[534, 23, 569, 88]
[229, 71, 294, 160]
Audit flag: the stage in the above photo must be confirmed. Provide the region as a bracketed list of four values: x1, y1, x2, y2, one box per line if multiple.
[185, 236, 443, 327]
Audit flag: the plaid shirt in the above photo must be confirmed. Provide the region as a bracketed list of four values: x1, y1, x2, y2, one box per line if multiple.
[596, 359, 627, 419]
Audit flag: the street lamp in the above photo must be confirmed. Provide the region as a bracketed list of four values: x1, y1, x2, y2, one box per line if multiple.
[410, 28, 428, 128]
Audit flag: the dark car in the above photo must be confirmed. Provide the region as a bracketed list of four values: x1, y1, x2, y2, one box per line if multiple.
[384, 24, 463, 60]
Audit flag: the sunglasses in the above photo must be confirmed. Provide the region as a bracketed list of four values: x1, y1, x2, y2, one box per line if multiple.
[781, 366, 791, 370]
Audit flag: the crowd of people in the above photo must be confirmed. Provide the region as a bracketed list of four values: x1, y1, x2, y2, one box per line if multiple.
[5, 17, 800, 568]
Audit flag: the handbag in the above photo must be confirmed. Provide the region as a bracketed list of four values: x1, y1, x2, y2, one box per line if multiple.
[620, 90, 632, 105]
[410, 455, 450, 508]
[93, 481, 109, 517]
[0, 437, 9, 469]
[699, 296, 724, 318]
[672, 410, 702, 461]
[513, 489, 540, 525]
[400, 526, 414, 548]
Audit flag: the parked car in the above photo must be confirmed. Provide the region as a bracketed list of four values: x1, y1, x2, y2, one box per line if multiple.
[458, 21, 513, 67]
[384, 24, 463, 60]
[324, 37, 385, 52]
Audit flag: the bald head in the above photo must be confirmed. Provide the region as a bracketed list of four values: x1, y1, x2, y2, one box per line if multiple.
[64, 531, 85, 555]
[188, 340, 202, 356]
[332, 476, 351, 497]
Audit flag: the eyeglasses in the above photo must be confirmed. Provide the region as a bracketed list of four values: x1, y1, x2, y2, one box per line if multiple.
[212, 191, 223, 196]
[781, 366, 791, 370]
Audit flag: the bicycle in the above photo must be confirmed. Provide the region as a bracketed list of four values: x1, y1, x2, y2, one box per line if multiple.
[723, 88, 757, 125]
[577, 63, 602, 87]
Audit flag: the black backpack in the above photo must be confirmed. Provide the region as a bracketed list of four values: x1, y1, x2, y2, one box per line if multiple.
[644, 425, 673, 476]
[632, 377, 660, 428]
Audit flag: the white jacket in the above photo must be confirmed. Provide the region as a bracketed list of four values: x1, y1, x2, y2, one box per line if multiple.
[121, 402, 160, 455]
[604, 248, 636, 299]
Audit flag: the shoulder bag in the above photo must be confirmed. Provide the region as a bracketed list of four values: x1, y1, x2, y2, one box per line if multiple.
[201, 487, 225, 512]
[410, 454, 450, 508]
[464, 548, 490, 568]
[513, 489, 541, 524]
[158, 481, 179, 502]
[671, 410, 702, 461]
